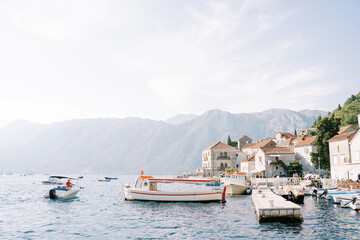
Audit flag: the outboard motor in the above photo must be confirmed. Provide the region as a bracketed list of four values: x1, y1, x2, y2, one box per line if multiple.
[289, 191, 296, 202]
[318, 189, 328, 198]
[313, 189, 318, 196]
[49, 189, 58, 199]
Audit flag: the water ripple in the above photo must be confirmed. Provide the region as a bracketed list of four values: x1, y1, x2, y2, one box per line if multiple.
[1, 175, 360, 239]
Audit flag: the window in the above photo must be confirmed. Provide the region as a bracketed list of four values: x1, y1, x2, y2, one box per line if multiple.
[337, 146, 340, 152]
[220, 163, 224, 169]
[236, 154, 238, 157]
[341, 154, 345, 163]
[220, 152, 223, 157]
[355, 151, 360, 163]
[276, 166, 278, 170]
[225, 163, 228, 168]
[224, 152, 227, 157]
[334, 155, 338, 164]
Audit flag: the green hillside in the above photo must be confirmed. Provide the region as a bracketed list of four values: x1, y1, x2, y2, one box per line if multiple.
[334, 92, 360, 127]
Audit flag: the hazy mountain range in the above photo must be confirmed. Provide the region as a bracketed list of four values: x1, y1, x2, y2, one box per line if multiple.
[0, 109, 327, 175]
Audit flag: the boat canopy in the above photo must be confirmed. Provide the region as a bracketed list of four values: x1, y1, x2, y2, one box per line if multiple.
[226, 172, 246, 175]
[49, 176, 79, 180]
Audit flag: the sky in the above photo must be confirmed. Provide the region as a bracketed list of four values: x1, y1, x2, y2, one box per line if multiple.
[0, 0, 359, 128]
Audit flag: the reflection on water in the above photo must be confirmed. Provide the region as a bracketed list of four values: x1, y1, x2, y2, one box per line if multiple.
[0, 175, 360, 239]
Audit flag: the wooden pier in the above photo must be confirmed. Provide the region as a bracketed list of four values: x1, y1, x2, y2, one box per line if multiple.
[252, 187, 303, 223]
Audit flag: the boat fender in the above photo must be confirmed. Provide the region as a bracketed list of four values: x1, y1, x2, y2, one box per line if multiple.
[246, 188, 252, 195]
[222, 187, 227, 203]
[49, 189, 58, 199]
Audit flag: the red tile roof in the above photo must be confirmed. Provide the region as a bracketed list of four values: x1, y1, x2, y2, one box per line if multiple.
[203, 142, 236, 151]
[338, 126, 356, 134]
[241, 156, 255, 162]
[278, 132, 295, 138]
[278, 137, 296, 146]
[243, 140, 276, 149]
[295, 136, 316, 147]
[260, 147, 295, 154]
[328, 131, 357, 142]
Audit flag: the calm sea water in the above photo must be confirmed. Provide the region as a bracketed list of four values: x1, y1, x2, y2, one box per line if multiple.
[1, 175, 360, 239]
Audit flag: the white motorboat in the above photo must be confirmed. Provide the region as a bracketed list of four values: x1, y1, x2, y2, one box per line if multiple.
[44, 176, 81, 200]
[98, 178, 111, 182]
[41, 176, 65, 185]
[123, 174, 226, 202]
[220, 172, 249, 195]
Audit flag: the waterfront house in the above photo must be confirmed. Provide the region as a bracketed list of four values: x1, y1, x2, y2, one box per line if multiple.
[328, 114, 360, 181]
[242, 139, 277, 157]
[240, 156, 255, 173]
[294, 136, 316, 173]
[253, 147, 295, 177]
[200, 142, 243, 177]
[237, 135, 252, 150]
[328, 131, 357, 180]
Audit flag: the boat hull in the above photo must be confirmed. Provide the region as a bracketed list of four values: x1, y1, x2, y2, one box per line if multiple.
[224, 184, 248, 195]
[123, 189, 223, 202]
[44, 187, 80, 200]
[280, 194, 305, 204]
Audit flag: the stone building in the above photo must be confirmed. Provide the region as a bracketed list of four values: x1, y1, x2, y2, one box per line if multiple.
[199, 142, 244, 177]
[237, 135, 252, 150]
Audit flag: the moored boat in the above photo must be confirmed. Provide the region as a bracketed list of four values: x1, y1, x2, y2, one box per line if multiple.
[220, 172, 249, 195]
[272, 187, 305, 204]
[124, 173, 226, 202]
[44, 176, 81, 200]
[98, 178, 111, 182]
[105, 177, 118, 180]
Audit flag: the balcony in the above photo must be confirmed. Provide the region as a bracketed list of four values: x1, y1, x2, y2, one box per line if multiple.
[216, 156, 230, 160]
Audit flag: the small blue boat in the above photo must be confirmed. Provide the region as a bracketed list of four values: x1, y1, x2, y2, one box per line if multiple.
[205, 182, 223, 186]
[105, 177, 118, 180]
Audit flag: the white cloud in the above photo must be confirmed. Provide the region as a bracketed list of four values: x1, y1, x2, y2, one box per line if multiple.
[0, 0, 348, 127]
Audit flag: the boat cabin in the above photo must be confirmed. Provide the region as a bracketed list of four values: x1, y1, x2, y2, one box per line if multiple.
[133, 176, 158, 191]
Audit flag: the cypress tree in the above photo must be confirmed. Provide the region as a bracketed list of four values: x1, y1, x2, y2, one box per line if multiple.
[227, 135, 232, 145]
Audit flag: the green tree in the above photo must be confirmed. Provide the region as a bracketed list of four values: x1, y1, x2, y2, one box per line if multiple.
[312, 115, 323, 128]
[227, 135, 232, 145]
[294, 129, 297, 136]
[287, 160, 303, 176]
[311, 115, 341, 170]
[226, 135, 238, 148]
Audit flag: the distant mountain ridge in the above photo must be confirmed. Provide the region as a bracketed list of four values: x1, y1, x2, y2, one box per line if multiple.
[0, 108, 327, 175]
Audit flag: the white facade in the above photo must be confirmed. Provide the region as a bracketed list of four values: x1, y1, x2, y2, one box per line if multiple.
[254, 148, 295, 177]
[241, 161, 255, 173]
[329, 138, 352, 179]
[294, 145, 316, 173]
